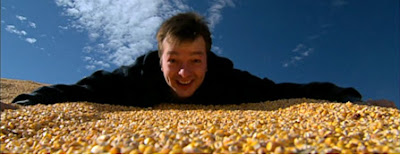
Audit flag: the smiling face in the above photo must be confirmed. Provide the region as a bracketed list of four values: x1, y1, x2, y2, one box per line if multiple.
[160, 36, 208, 99]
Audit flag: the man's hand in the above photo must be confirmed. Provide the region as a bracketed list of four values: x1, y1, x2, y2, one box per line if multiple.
[364, 99, 397, 108]
[12, 94, 40, 105]
[0, 102, 19, 111]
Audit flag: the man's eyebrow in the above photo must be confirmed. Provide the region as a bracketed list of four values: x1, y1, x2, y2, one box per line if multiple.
[165, 51, 205, 56]
[190, 51, 205, 56]
[166, 51, 179, 55]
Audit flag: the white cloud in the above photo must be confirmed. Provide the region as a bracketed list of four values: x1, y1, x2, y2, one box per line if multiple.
[83, 56, 110, 69]
[88, 32, 100, 41]
[5, 25, 42, 46]
[283, 44, 314, 67]
[25, 38, 37, 44]
[283, 63, 289, 68]
[207, 0, 235, 30]
[294, 56, 302, 61]
[15, 14, 38, 29]
[55, 0, 191, 68]
[292, 44, 305, 52]
[206, 0, 235, 54]
[5, 25, 27, 36]
[86, 65, 96, 70]
[307, 34, 320, 40]
[16, 15, 27, 21]
[93, 60, 111, 68]
[55, 0, 234, 70]
[211, 45, 223, 54]
[83, 46, 93, 53]
[84, 56, 92, 61]
[29, 22, 37, 28]
[1, 7, 6, 10]
[332, 0, 348, 7]
[302, 48, 313, 56]
[58, 25, 69, 30]
[1, 20, 4, 24]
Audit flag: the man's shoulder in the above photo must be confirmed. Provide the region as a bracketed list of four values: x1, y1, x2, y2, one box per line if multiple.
[122, 50, 159, 67]
[144, 50, 159, 59]
[111, 50, 159, 76]
[207, 51, 234, 71]
[142, 50, 160, 69]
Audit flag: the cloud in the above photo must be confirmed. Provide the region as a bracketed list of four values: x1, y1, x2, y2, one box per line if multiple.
[1, 20, 5, 24]
[16, 15, 27, 21]
[55, 0, 234, 70]
[332, 0, 348, 7]
[29, 22, 37, 28]
[5, 24, 41, 46]
[15, 14, 38, 29]
[307, 34, 320, 40]
[211, 45, 223, 54]
[55, 0, 191, 69]
[292, 44, 306, 52]
[93, 60, 110, 68]
[58, 25, 69, 30]
[25, 38, 37, 44]
[5, 25, 27, 36]
[83, 56, 110, 69]
[283, 44, 314, 67]
[6, 13, 46, 50]
[84, 56, 92, 61]
[85, 65, 96, 70]
[207, 0, 235, 30]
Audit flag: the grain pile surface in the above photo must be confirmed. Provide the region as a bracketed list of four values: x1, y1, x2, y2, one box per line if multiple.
[1, 78, 399, 154]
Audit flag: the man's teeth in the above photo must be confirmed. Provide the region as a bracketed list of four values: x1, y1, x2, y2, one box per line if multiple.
[179, 80, 191, 84]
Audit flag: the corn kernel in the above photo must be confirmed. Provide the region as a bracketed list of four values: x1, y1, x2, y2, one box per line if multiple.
[109, 147, 120, 154]
[143, 145, 154, 154]
[90, 145, 104, 154]
[138, 144, 146, 153]
[266, 141, 278, 151]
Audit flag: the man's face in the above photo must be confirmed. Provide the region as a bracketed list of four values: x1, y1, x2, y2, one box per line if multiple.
[160, 36, 208, 99]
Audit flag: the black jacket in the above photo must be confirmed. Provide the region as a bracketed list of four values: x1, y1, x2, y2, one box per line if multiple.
[12, 51, 362, 107]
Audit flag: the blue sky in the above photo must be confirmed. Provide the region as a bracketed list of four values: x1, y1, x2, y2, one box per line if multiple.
[1, 0, 399, 107]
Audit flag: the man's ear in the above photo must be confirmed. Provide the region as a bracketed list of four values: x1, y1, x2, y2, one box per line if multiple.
[160, 59, 163, 72]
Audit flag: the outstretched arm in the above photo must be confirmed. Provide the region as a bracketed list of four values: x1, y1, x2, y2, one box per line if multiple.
[269, 81, 362, 103]
[12, 55, 146, 106]
[12, 84, 94, 105]
[226, 68, 361, 103]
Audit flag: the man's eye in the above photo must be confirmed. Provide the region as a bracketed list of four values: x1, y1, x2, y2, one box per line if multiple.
[193, 59, 202, 63]
[168, 59, 176, 63]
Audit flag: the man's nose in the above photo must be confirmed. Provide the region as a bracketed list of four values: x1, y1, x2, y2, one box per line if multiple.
[178, 64, 192, 78]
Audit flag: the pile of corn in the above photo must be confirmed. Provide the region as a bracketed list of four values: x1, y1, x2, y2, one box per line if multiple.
[1, 78, 400, 153]
[1, 100, 399, 154]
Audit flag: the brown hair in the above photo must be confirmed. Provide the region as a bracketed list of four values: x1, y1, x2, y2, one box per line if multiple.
[156, 12, 212, 57]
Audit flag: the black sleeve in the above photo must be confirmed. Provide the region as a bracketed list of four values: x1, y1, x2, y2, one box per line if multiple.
[269, 82, 362, 103]
[226, 69, 276, 103]
[228, 69, 362, 103]
[12, 55, 146, 106]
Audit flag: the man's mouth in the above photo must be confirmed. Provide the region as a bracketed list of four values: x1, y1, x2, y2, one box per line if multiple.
[177, 80, 192, 85]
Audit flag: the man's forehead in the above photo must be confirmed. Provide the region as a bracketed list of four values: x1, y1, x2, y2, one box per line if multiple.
[163, 35, 205, 47]
[165, 51, 205, 56]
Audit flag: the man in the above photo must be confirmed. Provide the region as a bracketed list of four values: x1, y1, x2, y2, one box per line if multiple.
[11, 12, 363, 107]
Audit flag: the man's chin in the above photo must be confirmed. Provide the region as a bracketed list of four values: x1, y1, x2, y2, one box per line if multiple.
[171, 84, 196, 98]
[174, 89, 195, 99]
[176, 93, 194, 99]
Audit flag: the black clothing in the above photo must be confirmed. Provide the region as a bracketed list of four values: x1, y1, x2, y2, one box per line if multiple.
[12, 51, 362, 107]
